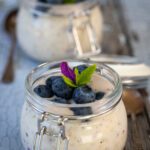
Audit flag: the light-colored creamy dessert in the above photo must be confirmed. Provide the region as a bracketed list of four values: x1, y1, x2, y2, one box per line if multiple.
[21, 101, 127, 150]
[17, 0, 103, 61]
[21, 61, 127, 150]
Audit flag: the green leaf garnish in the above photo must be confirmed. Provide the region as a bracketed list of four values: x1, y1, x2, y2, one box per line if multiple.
[63, 0, 76, 4]
[62, 75, 77, 88]
[74, 68, 80, 85]
[77, 64, 96, 86]
[61, 62, 97, 88]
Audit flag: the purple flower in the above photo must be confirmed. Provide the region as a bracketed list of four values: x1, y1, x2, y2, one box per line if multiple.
[60, 62, 76, 82]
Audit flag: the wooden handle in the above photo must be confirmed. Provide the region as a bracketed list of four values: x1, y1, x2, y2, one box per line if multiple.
[1, 35, 16, 83]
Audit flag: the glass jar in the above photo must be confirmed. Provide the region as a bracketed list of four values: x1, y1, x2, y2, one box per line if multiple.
[21, 60, 127, 150]
[17, 0, 103, 61]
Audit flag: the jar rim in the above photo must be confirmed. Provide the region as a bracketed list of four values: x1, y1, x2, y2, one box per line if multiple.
[25, 60, 122, 119]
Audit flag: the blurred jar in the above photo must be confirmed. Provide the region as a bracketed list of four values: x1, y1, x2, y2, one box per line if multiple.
[17, 0, 103, 61]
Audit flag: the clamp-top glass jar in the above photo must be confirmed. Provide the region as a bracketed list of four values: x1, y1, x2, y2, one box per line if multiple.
[17, 0, 103, 61]
[21, 61, 127, 150]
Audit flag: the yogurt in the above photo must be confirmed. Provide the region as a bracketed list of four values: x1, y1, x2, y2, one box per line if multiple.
[21, 101, 127, 150]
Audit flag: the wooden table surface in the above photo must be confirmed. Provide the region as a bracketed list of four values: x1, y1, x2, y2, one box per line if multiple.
[0, 0, 150, 150]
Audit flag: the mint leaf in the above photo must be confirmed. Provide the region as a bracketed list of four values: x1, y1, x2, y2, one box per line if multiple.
[62, 75, 77, 88]
[77, 64, 96, 86]
[61, 62, 97, 87]
[63, 0, 76, 4]
[74, 68, 80, 85]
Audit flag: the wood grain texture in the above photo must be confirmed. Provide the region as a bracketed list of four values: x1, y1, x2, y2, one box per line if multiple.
[100, 0, 132, 55]
[125, 113, 150, 150]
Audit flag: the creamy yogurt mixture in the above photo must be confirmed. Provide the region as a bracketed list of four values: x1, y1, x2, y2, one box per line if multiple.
[21, 74, 127, 150]
[17, 2, 103, 61]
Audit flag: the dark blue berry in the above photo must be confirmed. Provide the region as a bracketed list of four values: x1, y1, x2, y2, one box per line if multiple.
[34, 85, 54, 98]
[34, 6, 49, 13]
[34, 0, 50, 14]
[72, 86, 96, 104]
[46, 76, 60, 88]
[52, 77, 73, 99]
[51, 98, 69, 104]
[95, 92, 105, 100]
[34, 0, 61, 16]
[38, 0, 47, 3]
[47, 0, 63, 4]
[70, 107, 92, 116]
[38, 0, 63, 4]
[73, 65, 87, 74]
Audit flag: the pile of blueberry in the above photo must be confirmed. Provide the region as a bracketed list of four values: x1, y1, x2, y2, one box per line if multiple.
[34, 65, 105, 115]
[34, 65, 105, 103]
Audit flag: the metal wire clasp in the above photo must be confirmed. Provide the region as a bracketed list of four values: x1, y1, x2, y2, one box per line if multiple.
[68, 10, 101, 58]
[33, 113, 69, 150]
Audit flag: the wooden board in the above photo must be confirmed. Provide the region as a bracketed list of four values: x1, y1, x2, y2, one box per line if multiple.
[100, 0, 133, 56]
[125, 112, 150, 150]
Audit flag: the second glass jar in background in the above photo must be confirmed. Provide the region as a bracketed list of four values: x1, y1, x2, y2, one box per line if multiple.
[17, 0, 103, 61]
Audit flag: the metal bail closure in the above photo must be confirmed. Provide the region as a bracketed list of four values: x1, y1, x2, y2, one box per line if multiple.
[55, 118, 69, 150]
[33, 113, 69, 150]
[68, 10, 101, 58]
[34, 126, 46, 150]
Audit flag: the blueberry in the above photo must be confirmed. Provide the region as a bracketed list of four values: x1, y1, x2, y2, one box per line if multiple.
[34, 6, 49, 14]
[46, 76, 60, 88]
[95, 92, 105, 100]
[52, 77, 73, 99]
[70, 107, 92, 116]
[72, 86, 96, 104]
[34, 85, 54, 98]
[38, 0, 47, 3]
[38, 0, 63, 4]
[73, 65, 87, 74]
[47, 0, 63, 4]
[34, 0, 49, 14]
[51, 98, 68, 104]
